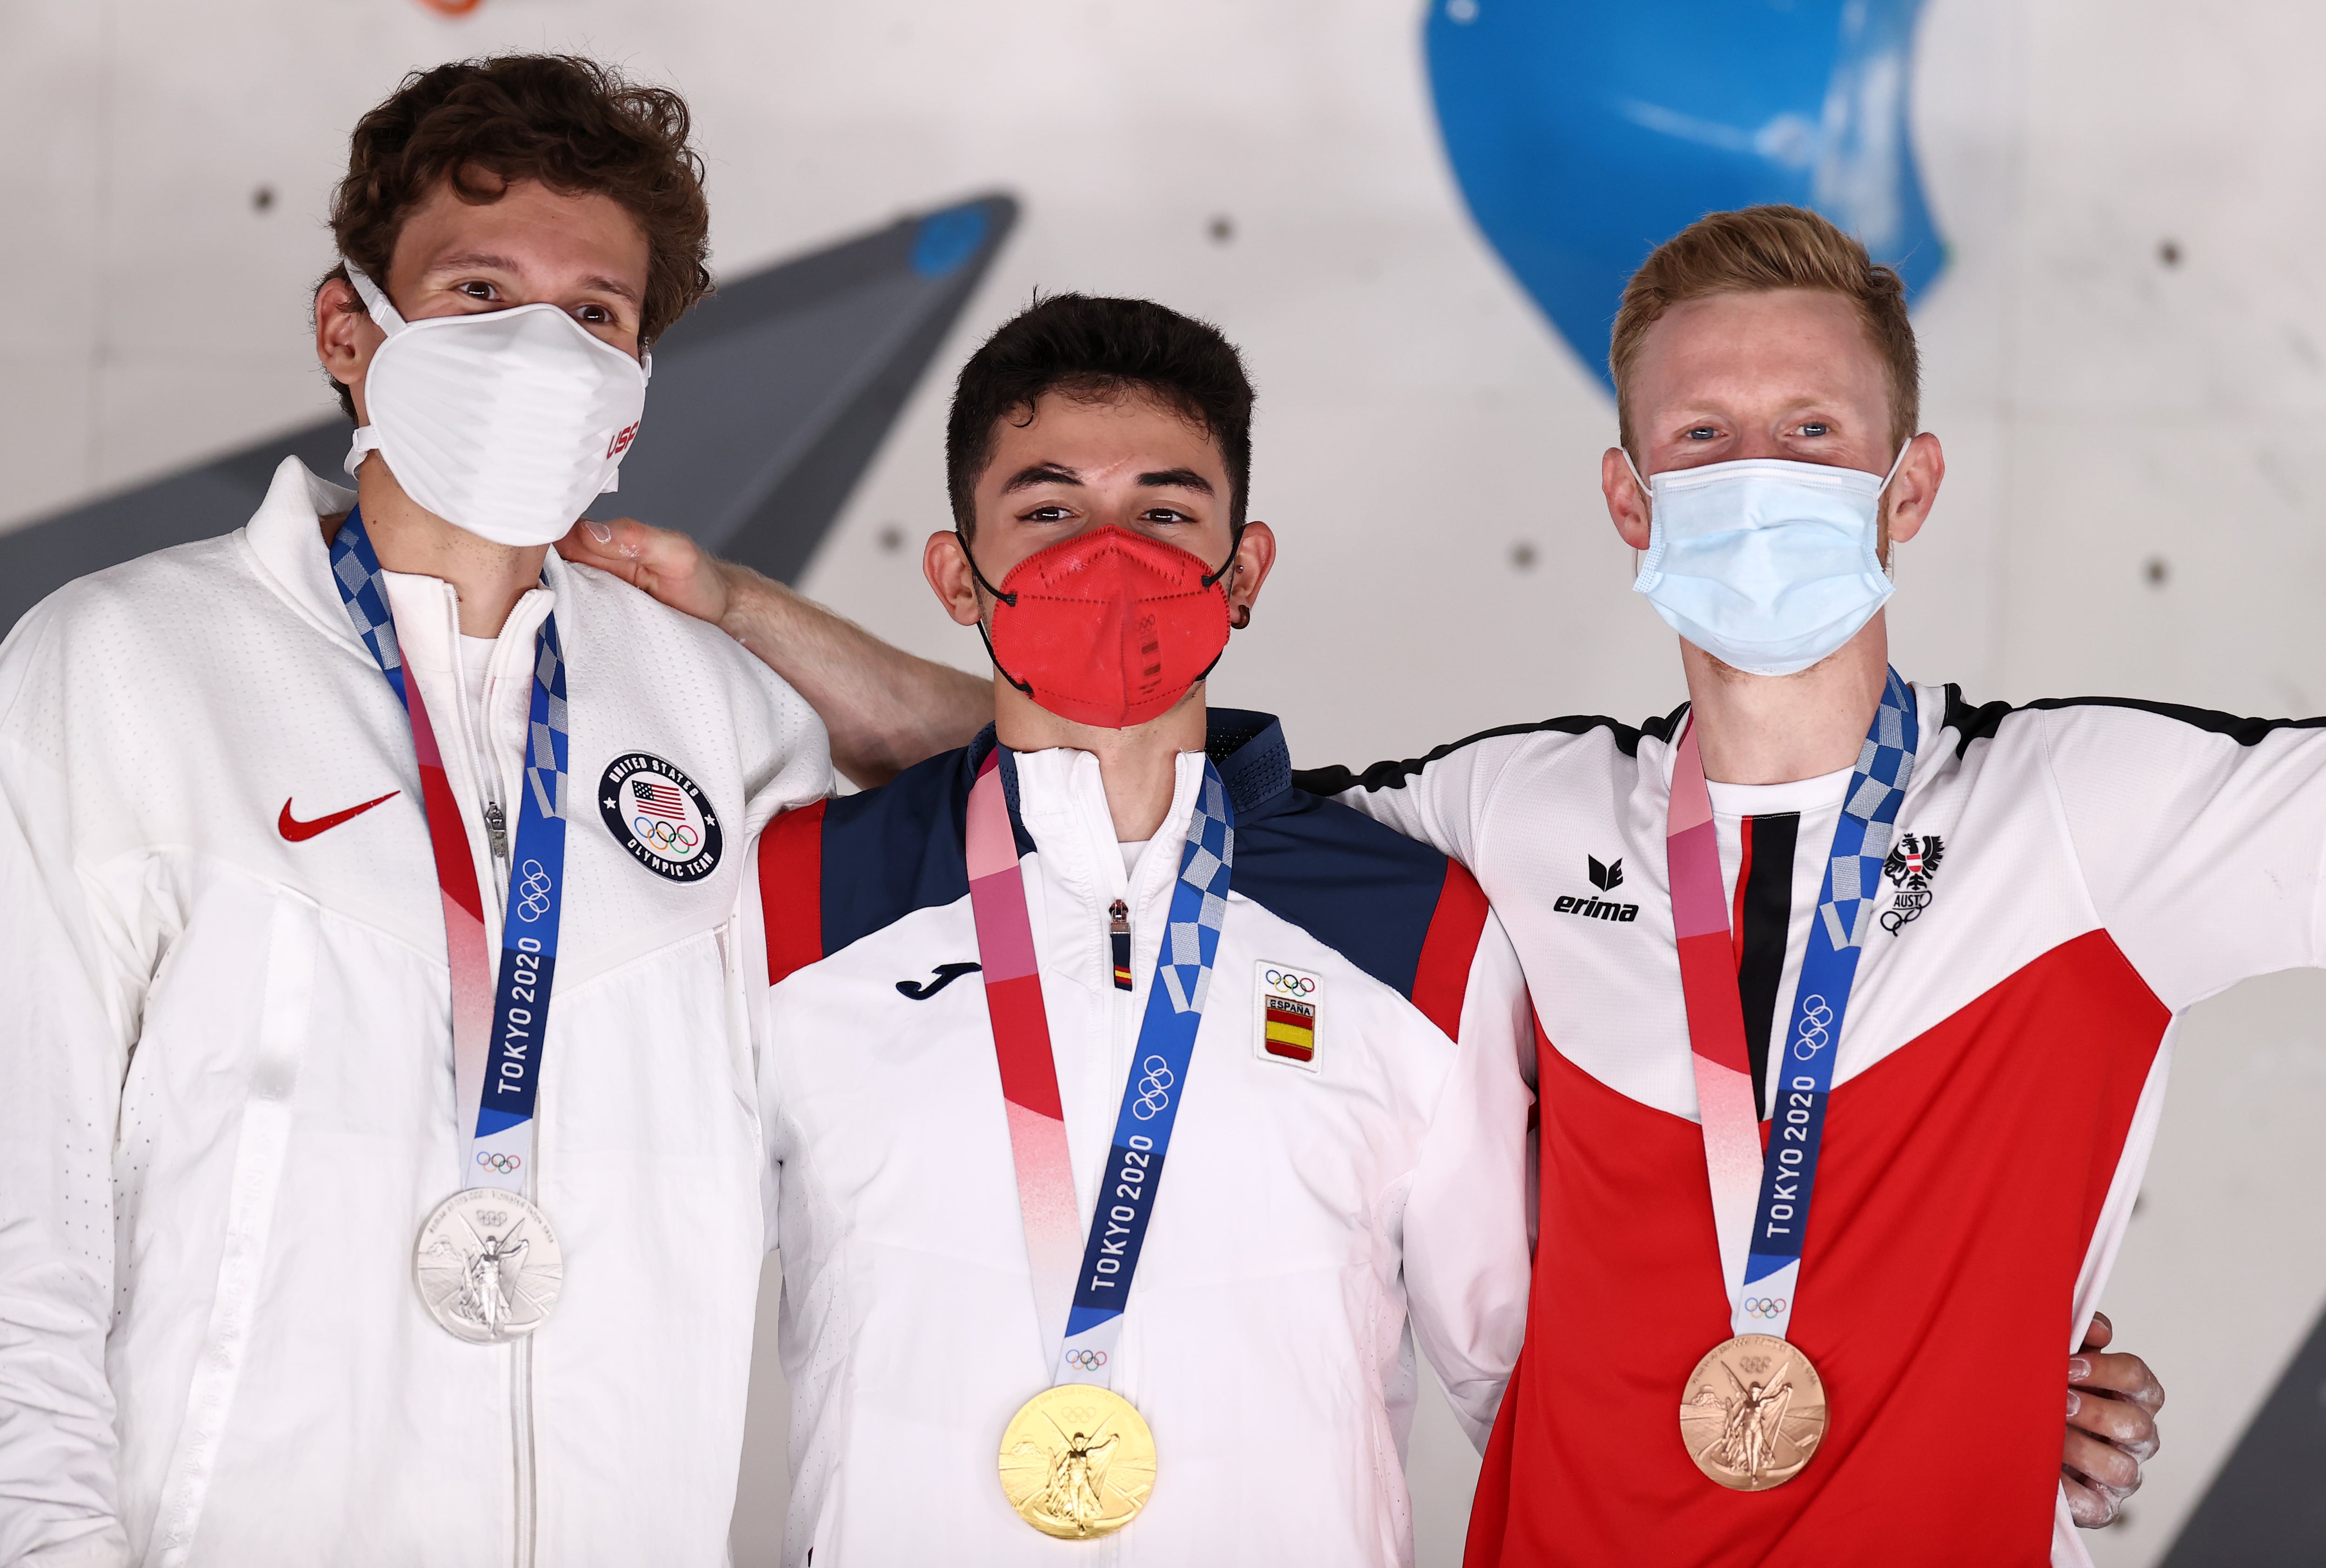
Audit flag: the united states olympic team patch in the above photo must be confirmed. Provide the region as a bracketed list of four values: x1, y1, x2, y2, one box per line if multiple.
[598, 754, 723, 881]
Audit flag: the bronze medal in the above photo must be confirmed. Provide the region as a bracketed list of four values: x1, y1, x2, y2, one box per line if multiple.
[997, 1383, 1157, 1539]
[1678, 1333, 1828, 1489]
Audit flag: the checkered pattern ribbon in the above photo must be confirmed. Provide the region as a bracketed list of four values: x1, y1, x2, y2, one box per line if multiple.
[333, 525, 406, 692]
[1733, 667, 1921, 1340]
[1158, 769, 1235, 1015]
[328, 509, 572, 1194]
[1816, 669, 1918, 953]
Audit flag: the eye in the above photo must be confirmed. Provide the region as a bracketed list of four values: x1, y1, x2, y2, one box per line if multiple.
[1797, 421, 1831, 438]
[1141, 507, 1193, 524]
[455, 280, 498, 303]
[1023, 505, 1073, 523]
[575, 303, 613, 326]
[1685, 426, 1719, 441]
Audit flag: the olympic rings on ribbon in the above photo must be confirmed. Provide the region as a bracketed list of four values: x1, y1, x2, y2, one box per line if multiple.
[1131, 1055, 1175, 1120]
[1742, 1295, 1788, 1319]
[475, 1151, 524, 1174]
[1791, 995, 1835, 1059]
[514, 859, 554, 922]
[1063, 1348, 1109, 1371]
[1264, 969, 1317, 994]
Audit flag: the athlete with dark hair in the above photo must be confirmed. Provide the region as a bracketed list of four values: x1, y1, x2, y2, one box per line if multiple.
[734, 293, 1533, 1561]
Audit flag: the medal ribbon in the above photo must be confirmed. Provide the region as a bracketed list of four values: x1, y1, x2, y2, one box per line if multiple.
[1668, 669, 1917, 1341]
[332, 509, 572, 1194]
[965, 749, 1235, 1387]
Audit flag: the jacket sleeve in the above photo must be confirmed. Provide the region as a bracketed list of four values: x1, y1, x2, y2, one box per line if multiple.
[1296, 735, 1522, 870]
[1398, 910, 1536, 1452]
[2039, 703, 2326, 1009]
[0, 725, 137, 1565]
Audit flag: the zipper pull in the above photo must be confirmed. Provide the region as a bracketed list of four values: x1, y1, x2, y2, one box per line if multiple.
[1109, 899, 1133, 992]
[484, 801, 509, 864]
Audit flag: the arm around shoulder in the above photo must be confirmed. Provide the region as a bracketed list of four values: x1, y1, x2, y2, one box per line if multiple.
[562, 518, 990, 787]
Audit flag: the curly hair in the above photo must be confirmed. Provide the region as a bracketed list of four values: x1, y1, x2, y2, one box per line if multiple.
[321, 54, 711, 416]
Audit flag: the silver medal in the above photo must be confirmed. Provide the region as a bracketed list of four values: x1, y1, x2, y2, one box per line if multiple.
[413, 1188, 563, 1343]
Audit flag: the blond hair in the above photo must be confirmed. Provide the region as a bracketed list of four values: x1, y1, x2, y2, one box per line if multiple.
[1609, 205, 1919, 460]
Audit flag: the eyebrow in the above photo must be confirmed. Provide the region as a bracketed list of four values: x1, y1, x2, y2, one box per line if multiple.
[1000, 463, 1083, 494]
[1136, 468, 1213, 494]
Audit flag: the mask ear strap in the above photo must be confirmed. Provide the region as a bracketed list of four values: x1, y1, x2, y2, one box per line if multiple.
[1878, 437, 1914, 494]
[341, 263, 408, 335]
[955, 528, 1016, 607]
[956, 527, 1035, 697]
[1200, 519, 1248, 591]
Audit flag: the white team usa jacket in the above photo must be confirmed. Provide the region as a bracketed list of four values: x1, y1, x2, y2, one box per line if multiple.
[742, 716, 1535, 1566]
[0, 458, 829, 1567]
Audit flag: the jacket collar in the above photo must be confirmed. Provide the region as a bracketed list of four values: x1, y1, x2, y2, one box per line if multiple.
[966, 706, 1294, 833]
[242, 454, 574, 659]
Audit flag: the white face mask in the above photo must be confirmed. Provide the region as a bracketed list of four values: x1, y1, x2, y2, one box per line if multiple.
[341, 263, 650, 549]
[1627, 446, 1907, 677]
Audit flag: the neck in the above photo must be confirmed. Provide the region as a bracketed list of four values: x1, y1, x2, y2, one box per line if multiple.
[350, 456, 549, 637]
[992, 679, 1206, 842]
[1684, 613, 1892, 785]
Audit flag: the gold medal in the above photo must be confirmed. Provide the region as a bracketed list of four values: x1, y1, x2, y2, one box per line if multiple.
[997, 1383, 1157, 1539]
[1678, 1333, 1828, 1490]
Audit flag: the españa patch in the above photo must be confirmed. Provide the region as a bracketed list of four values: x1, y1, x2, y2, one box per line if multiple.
[1254, 962, 1323, 1072]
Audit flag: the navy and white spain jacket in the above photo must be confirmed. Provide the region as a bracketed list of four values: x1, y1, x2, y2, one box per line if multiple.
[740, 711, 1534, 1568]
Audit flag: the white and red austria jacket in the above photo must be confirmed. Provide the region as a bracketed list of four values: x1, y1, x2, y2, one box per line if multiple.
[743, 713, 1534, 1566]
[1303, 683, 2326, 1568]
[0, 458, 829, 1568]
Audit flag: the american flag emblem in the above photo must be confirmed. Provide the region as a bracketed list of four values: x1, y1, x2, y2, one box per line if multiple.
[631, 776, 688, 821]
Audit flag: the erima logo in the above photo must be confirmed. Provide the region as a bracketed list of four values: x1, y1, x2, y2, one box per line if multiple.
[1557, 855, 1639, 923]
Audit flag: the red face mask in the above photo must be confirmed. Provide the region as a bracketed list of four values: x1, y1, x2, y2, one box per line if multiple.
[968, 525, 1237, 730]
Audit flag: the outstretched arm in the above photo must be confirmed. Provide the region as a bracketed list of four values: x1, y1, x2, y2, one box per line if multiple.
[561, 518, 992, 787]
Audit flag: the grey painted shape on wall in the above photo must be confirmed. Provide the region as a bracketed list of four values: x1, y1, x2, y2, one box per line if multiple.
[0, 193, 1017, 634]
[2162, 1301, 2326, 1565]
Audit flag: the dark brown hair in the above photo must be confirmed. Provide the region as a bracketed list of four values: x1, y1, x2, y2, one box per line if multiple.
[321, 54, 711, 415]
[946, 294, 1255, 541]
[1610, 204, 1920, 458]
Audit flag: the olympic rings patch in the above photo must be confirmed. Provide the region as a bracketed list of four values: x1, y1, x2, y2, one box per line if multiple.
[1131, 1055, 1176, 1120]
[1791, 995, 1835, 1060]
[1263, 968, 1317, 995]
[1063, 1348, 1109, 1371]
[513, 860, 555, 922]
[1743, 1295, 1788, 1320]
[597, 754, 723, 882]
[475, 1151, 524, 1174]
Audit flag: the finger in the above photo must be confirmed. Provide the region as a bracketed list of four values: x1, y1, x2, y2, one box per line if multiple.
[2079, 1311, 2114, 1354]
[2074, 1350, 2165, 1415]
[2064, 1426, 2144, 1494]
[2060, 1472, 2122, 1529]
[2068, 1389, 2159, 1456]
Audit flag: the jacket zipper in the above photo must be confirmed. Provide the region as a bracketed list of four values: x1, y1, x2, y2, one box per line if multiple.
[1109, 900, 1133, 992]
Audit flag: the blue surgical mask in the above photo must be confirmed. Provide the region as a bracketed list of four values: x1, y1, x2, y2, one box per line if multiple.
[1627, 447, 1907, 677]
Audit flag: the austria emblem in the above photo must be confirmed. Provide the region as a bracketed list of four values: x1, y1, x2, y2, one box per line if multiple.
[1254, 962, 1323, 1072]
[1880, 831, 1945, 934]
[598, 753, 723, 882]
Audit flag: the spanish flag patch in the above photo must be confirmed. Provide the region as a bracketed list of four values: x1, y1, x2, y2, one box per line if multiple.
[1254, 961, 1323, 1073]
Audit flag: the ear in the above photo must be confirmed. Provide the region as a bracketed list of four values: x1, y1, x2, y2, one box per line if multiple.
[1602, 447, 1652, 551]
[1883, 432, 1945, 549]
[315, 275, 386, 424]
[924, 529, 985, 627]
[1223, 521, 1277, 623]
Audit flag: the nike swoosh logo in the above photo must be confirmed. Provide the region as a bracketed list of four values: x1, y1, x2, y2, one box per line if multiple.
[279, 790, 401, 842]
[896, 962, 982, 1001]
